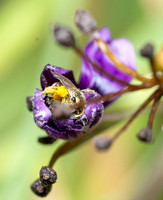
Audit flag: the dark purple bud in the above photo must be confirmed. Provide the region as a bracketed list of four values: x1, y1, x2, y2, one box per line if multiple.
[38, 136, 57, 144]
[30, 178, 52, 197]
[54, 24, 76, 47]
[40, 166, 57, 185]
[26, 96, 33, 111]
[140, 43, 154, 59]
[94, 137, 112, 151]
[75, 9, 97, 34]
[137, 128, 153, 142]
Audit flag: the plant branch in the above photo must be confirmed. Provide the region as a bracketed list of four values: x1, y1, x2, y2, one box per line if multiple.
[112, 89, 161, 141]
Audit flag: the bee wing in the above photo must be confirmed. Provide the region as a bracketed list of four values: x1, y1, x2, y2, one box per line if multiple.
[51, 71, 77, 93]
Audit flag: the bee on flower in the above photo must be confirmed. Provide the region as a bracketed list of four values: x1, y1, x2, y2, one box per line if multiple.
[26, 9, 163, 197]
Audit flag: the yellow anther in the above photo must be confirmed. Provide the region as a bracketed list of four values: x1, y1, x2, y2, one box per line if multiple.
[43, 86, 68, 102]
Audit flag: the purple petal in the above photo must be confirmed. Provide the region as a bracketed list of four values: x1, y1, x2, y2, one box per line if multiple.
[55, 91, 103, 134]
[33, 88, 103, 140]
[33, 89, 78, 140]
[79, 27, 112, 89]
[98, 27, 112, 43]
[83, 92, 104, 128]
[33, 89, 52, 127]
[41, 64, 77, 90]
[79, 27, 136, 106]
[43, 124, 78, 140]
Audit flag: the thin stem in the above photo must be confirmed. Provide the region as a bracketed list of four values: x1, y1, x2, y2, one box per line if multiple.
[74, 46, 154, 89]
[48, 117, 118, 167]
[48, 135, 85, 168]
[48, 90, 161, 168]
[87, 88, 131, 105]
[112, 89, 160, 141]
[148, 93, 162, 129]
[150, 59, 160, 83]
[87, 84, 154, 105]
[95, 37, 156, 85]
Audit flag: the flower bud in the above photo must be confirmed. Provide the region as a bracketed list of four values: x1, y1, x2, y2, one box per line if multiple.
[94, 137, 112, 151]
[26, 96, 33, 111]
[54, 24, 76, 47]
[140, 43, 154, 59]
[137, 128, 153, 142]
[40, 166, 57, 185]
[74, 9, 97, 34]
[31, 178, 52, 197]
[38, 136, 57, 144]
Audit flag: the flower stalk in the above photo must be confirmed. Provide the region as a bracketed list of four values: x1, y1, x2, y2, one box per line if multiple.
[112, 89, 161, 141]
[147, 93, 162, 129]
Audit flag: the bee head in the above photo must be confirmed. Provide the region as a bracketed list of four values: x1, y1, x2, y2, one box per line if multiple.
[69, 90, 86, 109]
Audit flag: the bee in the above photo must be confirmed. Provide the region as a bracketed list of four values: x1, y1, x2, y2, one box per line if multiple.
[45, 71, 86, 119]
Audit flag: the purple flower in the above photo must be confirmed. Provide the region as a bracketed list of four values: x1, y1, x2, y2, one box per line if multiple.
[79, 27, 137, 106]
[32, 27, 136, 140]
[33, 64, 104, 140]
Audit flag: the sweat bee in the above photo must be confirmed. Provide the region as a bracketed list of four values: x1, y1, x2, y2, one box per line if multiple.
[42, 71, 86, 119]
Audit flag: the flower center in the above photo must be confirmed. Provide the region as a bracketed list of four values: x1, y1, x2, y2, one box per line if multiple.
[42, 82, 86, 120]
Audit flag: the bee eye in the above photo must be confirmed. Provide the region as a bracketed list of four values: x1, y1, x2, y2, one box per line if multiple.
[71, 97, 76, 103]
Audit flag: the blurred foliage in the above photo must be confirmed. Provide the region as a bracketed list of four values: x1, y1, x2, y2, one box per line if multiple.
[1, 0, 163, 200]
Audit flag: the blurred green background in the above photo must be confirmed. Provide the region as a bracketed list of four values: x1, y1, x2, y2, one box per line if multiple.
[1, 0, 163, 199]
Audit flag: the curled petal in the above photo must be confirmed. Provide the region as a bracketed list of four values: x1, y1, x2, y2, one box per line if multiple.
[41, 64, 77, 90]
[33, 88, 103, 140]
[33, 89, 52, 127]
[33, 89, 77, 140]
[56, 91, 103, 133]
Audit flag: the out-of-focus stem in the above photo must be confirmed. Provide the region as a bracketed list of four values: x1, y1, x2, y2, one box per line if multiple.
[148, 93, 161, 129]
[112, 89, 161, 141]
[87, 83, 154, 105]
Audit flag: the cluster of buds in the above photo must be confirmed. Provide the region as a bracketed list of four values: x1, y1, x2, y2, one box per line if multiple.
[27, 9, 163, 197]
[31, 166, 57, 197]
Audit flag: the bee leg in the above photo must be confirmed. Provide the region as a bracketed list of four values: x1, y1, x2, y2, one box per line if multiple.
[38, 136, 57, 145]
